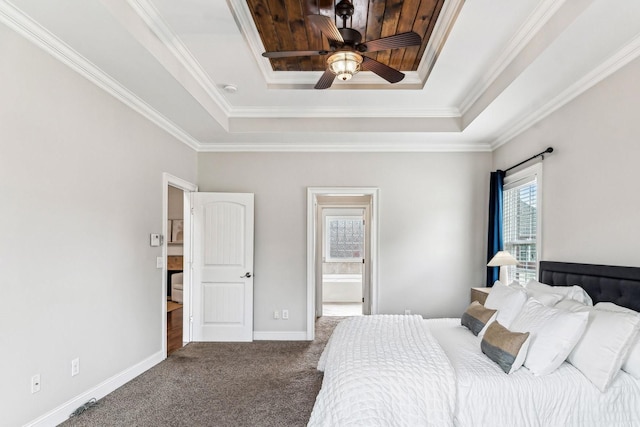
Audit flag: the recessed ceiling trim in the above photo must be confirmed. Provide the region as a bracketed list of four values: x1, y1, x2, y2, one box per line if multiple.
[258, 70, 424, 87]
[228, 116, 461, 133]
[416, 0, 465, 82]
[0, 0, 202, 151]
[197, 141, 492, 153]
[229, 0, 463, 90]
[458, 0, 565, 115]
[228, 106, 460, 119]
[491, 33, 640, 150]
[227, 0, 274, 85]
[126, 0, 233, 119]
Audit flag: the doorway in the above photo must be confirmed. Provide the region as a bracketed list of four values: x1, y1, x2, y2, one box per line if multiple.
[162, 174, 197, 356]
[321, 207, 365, 317]
[166, 185, 185, 354]
[306, 188, 379, 340]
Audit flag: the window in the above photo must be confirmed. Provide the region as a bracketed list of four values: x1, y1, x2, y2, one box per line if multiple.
[325, 216, 364, 262]
[503, 164, 541, 283]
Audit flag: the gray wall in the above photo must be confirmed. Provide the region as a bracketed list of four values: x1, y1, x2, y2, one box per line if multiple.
[198, 152, 491, 333]
[168, 185, 185, 220]
[0, 24, 197, 426]
[492, 56, 640, 268]
[8, 10, 639, 426]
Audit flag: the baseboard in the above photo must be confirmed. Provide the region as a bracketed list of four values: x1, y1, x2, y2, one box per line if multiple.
[253, 331, 309, 341]
[25, 350, 165, 427]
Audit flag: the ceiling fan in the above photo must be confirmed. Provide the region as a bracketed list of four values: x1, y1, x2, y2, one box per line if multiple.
[261, 0, 422, 89]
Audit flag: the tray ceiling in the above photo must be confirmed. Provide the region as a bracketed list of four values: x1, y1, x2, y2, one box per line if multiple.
[1, 0, 639, 151]
[249, 0, 444, 74]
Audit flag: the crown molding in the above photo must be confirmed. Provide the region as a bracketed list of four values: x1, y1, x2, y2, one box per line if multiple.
[126, 0, 232, 114]
[491, 34, 640, 150]
[0, 0, 202, 151]
[458, 0, 564, 115]
[227, 0, 276, 85]
[259, 71, 424, 88]
[228, 106, 460, 119]
[197, 141, 491, 153]
[416, 0, 465, 82]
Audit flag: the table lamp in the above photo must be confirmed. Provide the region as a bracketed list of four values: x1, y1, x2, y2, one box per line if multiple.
[487, 251, 519, 284]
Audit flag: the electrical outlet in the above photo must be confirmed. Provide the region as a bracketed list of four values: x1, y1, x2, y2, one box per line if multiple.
[404, 309, 411, 315]
[282, 309, 289, 320]
[71, 358, 80, 376]
[156, 257, 163, 269]
[273, 310, 280, 319]
[31, 374, 41, 394]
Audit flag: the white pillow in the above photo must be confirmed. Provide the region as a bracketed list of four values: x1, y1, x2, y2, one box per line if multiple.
[510, 282, 563, 306]
[594, 302, 640, 380]
[525, 279, 593, 305]
[595, 302, 638, 313]
[528, 288, 564, 306]
[483, 280, 528, 329]
[554, 299, 587, 311]
[510, 298, 589, 376]
[559, 302, 640, 391]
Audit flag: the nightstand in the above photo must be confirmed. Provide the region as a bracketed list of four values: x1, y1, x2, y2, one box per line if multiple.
[470, 287, 491, 305]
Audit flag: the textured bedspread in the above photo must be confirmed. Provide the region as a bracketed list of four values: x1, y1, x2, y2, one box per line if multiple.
[428, 318, 640, 427]
[308, 315, 456, 427]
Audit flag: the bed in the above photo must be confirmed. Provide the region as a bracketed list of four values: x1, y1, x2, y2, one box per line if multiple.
[308, 261, 640, 426]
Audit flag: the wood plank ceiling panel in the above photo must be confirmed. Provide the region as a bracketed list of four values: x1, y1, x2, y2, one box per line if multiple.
[388, 0, 421, 70]
[365, 0, 386, 64]
[247, 0, 444, 72]
[410, 0, 444, 70]
[286, 0, 314, 71]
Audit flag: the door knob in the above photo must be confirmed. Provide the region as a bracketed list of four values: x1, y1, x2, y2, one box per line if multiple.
[241, 272, 252, 278]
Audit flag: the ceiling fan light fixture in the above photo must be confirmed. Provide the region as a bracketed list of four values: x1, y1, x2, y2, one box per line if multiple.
[327, 51, 363, 81]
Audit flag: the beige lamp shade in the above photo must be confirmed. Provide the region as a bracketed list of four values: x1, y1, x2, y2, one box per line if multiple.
[487, 251, 519, 267]
[487, 251, 519, 285]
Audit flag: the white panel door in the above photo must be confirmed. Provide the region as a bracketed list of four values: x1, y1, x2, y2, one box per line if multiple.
[192, 193, 254, 341]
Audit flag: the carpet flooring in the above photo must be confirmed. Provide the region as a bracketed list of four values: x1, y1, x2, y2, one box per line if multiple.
[61, 317, 343, 427]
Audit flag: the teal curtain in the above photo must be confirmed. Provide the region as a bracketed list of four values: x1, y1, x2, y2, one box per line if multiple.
[486, 170, 505, 286]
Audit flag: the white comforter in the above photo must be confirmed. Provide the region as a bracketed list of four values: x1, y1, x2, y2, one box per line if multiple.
[308, 315, 456, 427]
[428, 318, 640, 427]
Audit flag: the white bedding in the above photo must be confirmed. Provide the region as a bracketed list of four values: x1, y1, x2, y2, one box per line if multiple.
[308, 315, 456, 427]
[428, 318, 640, 427]
[309, 316, 640, 427]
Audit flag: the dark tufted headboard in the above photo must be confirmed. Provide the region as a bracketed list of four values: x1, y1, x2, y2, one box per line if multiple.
[539, 261, 640, 312]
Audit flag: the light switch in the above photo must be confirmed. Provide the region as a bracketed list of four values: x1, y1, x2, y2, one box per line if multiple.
[156, 257, 164, 269]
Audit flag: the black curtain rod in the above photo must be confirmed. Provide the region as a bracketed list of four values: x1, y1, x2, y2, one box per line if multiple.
[504, 147, 554, 173]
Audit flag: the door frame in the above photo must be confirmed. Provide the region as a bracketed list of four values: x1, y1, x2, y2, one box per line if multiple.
[162, 173, 197, 355]
[306, 187, 379, 340]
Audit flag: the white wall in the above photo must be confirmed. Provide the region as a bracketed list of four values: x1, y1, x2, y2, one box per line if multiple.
[493, 56, 640, 268]
[198, 151, 491, 333]
[0, 24, 197, 426]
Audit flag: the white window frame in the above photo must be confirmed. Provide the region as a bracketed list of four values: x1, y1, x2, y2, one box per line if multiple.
[324, 215, 365, 263]
[503, 162, 543, 282]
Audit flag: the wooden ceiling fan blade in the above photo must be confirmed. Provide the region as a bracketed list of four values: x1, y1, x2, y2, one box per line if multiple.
[361, 57, 405, 83]
[262, 50, 328, 59]
[361, 32, 421, 53]
[308, 14, 344, 43]
[314, 69, 335, 89]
